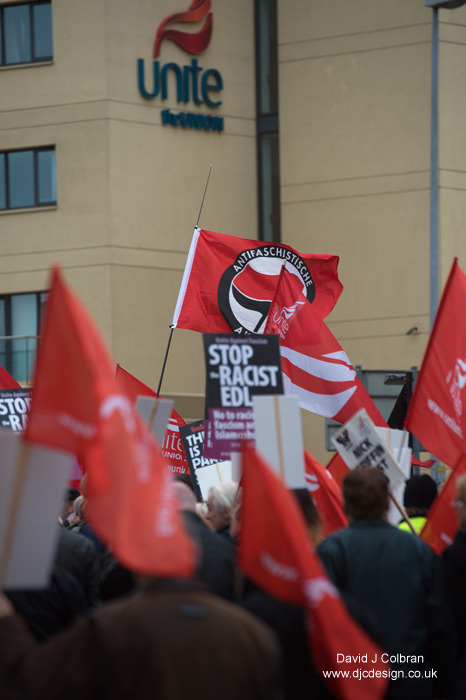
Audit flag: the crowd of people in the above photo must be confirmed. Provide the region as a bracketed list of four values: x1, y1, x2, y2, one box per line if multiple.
[0, 465, 465, 699]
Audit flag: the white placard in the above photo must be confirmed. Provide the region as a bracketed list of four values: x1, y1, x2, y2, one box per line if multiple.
[253, 395, 305, 488]
[135, 395, 174, 446]
[195, 460, 233, 501]
[0, 432, 74, 589]
[331, 408, 406, 490]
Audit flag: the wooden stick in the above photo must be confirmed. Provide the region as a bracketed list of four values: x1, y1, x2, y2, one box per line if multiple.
[389, 492, 418, 535]
[274, 395, 285, 481]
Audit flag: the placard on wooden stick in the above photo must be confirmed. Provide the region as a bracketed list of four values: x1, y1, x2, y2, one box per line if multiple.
[0, 431, 73, 590]
[253, 395, 305, 488]
[135, 395, 174, 446]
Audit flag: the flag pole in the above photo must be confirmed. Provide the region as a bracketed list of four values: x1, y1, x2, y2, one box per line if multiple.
[156, 164, 213, 398]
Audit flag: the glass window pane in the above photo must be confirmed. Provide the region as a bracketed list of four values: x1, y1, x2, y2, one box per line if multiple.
[0, 13, 3, 66]
[8, 150, 35, 208]
[33, 3, 52, 59]
[4, 5, 31, 65]
[11, 293, 38, 382]
[37, 149, 56, 203]
[11, 293, 37, 336]
[0, 154, 5, 209]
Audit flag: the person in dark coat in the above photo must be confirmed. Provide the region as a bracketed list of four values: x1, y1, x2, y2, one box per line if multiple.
[174, 480, 237, 600]
[318, 466, 455, 700]
[0, 579, 284, 700]
[442, 473, 466, 699]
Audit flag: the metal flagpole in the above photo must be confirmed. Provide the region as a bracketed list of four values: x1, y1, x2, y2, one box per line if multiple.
[156, 164, 213, 397]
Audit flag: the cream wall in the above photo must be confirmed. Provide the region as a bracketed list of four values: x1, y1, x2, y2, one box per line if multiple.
[279, 1, 466, 462]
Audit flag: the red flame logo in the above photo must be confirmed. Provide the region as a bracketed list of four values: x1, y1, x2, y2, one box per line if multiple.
[153, 0, 213, 58]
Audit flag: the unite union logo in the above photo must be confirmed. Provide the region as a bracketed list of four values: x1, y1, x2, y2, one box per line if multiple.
[137, 0, 224, 132]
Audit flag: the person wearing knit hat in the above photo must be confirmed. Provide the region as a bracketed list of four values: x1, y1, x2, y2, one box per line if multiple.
[398, 474, 438, 534]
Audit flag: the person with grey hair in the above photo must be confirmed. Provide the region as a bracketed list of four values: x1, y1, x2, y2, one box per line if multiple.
[205, 482, 238, 540]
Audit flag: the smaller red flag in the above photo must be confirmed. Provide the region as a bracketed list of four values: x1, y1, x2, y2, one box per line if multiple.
[0, 365, 21, 390]
[420, 455, 466, 555]
[239, 443, 389, 700]
[264, 266, 387, 426]
[326, 452, 350, 489]
[304, 451, 347, 537]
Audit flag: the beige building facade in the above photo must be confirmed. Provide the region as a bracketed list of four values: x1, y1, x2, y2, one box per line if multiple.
[1, 0, 465, 463]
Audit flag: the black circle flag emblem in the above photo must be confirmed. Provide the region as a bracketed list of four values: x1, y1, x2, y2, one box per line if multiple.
[218, 245, 315, 336]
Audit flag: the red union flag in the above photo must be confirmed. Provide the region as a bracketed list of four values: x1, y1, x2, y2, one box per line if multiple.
[172, 227, 343, 336]
[304, 451, 347, 537]
[0, 365, 21, 390]
[420, 455, 466, 555]
[264, 267, 387, 426]
[24, 268, 195, 577]
[405, 259, 466, 467]
[238, 443, 389, 700]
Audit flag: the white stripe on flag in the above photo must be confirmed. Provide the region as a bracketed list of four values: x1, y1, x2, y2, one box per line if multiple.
[282, 372, 357, 419]
[172, 227, 201, 327]
[280, 346, 356, 383]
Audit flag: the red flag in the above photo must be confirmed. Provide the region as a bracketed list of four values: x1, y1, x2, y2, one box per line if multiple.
[24, 267, 195, 578]
[405, 259, 466, 468]
[238, 443, 389, 700]
[115, 364, 190, 476]
[264, 266, 387, 426]
[420, 455, 466, 555]
[304, 451, 347, 537]
[0, 365, 21, 389]
[172, 227, 343, 335]
[326, 452, 350, 488]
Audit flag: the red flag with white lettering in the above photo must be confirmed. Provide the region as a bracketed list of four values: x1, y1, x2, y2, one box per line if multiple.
[264, 267, 387, 426]
[24, 268, 195, 578]
[238, 443, 389, 700]
[304, 451, 347, 537]
[405, 259, 466, 468]
[420, 455, 466, 555]
[173, 228, 343, 335]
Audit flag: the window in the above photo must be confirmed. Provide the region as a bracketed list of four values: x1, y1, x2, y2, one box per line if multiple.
[0, 1, 52, 66]
[0, 146, 56, 210]
[0, 291, 47, 382]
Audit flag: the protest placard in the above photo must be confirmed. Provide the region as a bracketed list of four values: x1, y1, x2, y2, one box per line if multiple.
[252, 394, 305, 488]
[203, 333, 283, 460]
[0, 431, 73, 589]
[0, 389, 32, 432]
[135, 395, 174, 445]
[331, 408, 406, 490]
[179, 420, 220, 501]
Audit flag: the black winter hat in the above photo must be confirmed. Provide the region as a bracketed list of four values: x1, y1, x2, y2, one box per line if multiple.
[403, 474, 437, 510]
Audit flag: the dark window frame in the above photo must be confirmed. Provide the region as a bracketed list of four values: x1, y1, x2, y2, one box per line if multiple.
[0, 0, 52, 67]
[0, 145, 56, 210]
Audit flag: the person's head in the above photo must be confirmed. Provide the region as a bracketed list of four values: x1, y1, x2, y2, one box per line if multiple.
[403, 474, 437, 517]
[61, 487, 80, 520]
[291, 488, 323, 546]
[453, 474, 466, 526]
[173, 472, 195, 494]
[342, 466, 389, 521]
[73, 495, 86, 521]
[206, 482, 238, 532]
[173, 479, 197, 513]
